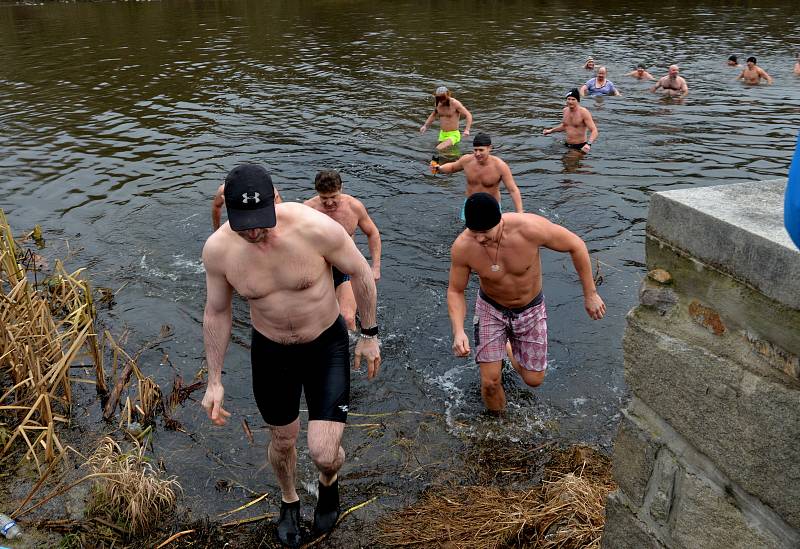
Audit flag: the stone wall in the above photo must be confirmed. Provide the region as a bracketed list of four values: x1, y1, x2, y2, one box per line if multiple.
[602, 180, 800, 549]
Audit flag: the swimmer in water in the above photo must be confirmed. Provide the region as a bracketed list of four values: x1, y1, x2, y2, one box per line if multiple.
[727, 55, 740, 68]
[626, 64, 655, 80]
[304, 170, 382, 332]
[584, 57, 595, 70]
[794, 53, 800, 76]
[419, 86, 473, 152]
[651, 65, 689, 97]
[543, 89, 599, 155]
[580, 66, 621, 96]
[432, 133, 524, 219]
[737, 56, 773, 85]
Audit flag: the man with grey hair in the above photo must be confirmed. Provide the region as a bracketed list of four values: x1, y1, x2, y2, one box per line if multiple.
[651, 65, 689, 97]
[419, 86, 473, 151]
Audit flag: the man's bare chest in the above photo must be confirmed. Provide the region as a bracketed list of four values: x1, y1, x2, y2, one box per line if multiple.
[226, 247, 327, 299]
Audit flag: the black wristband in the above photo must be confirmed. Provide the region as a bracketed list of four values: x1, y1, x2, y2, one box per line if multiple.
[360, 325, 379, 337]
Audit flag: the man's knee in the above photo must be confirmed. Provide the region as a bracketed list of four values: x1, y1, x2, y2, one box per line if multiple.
[269, 426, 298, 453]
[520, 370, 546, 388]
[480, 373, 502, 394]
[309, 444, 342, 472]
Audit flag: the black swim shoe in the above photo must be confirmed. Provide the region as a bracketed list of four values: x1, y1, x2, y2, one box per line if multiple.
[277, 500, 302, 548]
[313, 479, 340, 534]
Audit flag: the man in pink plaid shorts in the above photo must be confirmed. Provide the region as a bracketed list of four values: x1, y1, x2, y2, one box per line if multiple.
[447, 193, 606, 413]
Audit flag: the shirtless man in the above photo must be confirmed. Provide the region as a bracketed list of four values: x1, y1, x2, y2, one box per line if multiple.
[542, 89, 599, 155]
[433, 133, 523, 218]
[794, 53, 800, 76]
[626, 64, 655, 80]
[447, 193, 605, 412]
[737, 56, 773, 85]
[304, 170, 381, 332]
[212, 182, 282, 231]
[727, 55, 740, 68]
[650, 65, 689, 97]
[201, 164, 381, 548]
[419, 86, 473, 151]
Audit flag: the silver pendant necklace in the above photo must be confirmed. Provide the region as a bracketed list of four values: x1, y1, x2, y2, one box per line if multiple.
[484, 221, 504, 272]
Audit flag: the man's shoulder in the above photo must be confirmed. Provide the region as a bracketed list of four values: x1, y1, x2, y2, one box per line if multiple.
[203, 227, 234, 262]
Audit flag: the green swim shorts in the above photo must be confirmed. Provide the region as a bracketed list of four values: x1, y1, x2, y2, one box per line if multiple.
[438, 129, 461, 145]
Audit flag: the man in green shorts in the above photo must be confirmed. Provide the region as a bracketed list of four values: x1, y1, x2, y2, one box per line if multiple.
[419, 86, 473, 151]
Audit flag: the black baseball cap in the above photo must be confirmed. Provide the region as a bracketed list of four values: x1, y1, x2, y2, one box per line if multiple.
[472, 133, 492, 147]
[464, 193, 501, 231]
[224, 164, 276, 231]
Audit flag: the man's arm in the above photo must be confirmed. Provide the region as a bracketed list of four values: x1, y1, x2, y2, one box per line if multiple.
[498, 160, 523, 213]
[455, 100, 473, 135]
[759, 68, 773, 84]
[538, 219, 606, 320]
[679, 78, 689, 96]
[355, 201, 382, 280]
[650, 78, 663, 92]
[579, 84, 589, 97]
[543, 113, 566, 135]
[201, 238, 234, 425]
[435, 155, 467, 174]
[584, 109, 599, 147]
[321, 217, 381, 378]
[420, 110, 437, 133]
[211, 184, 225, 231]
[611, 82, 621, 96]
[447, 240, 473, 357]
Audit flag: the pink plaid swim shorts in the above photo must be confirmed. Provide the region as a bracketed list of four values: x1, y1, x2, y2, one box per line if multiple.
[473, 289, 548, 371]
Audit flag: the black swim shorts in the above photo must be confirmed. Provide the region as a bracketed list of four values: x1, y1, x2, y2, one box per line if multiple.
[251, 316, 350, 426]
[565, 142, 588, 151]
[332, 266, 351, 288]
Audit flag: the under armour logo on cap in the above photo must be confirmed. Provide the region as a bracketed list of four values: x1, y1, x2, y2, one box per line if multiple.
[224, 164, 276, 231]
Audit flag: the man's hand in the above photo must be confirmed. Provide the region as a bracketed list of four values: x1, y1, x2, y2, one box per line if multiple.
[201, 382, 232, 426]
[419, 124, 428, 134]
[372, 264, 381, 281]
[354, 337, 382, 379]
[542, 128, 552, 136]
[463, 128, 471, 136]
[452, 331, 470, 357]
[581, 143, 591, 154]
[584, 293, 606, 320]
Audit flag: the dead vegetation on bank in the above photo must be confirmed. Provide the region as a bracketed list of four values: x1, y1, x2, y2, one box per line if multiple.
[377, 445, 615, 549]
[0, 210, 194, 542]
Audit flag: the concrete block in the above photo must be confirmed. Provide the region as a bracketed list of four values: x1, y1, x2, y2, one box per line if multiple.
[671, 469, 789, 549]
[647, 179, 800, 310]
[602, 491, 666, 549]
[646, 449, 678, 525]
[611, 414, 659, 508]
[624, 311, 800, 528]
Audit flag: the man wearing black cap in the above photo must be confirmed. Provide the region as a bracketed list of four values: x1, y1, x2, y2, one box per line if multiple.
[737, 56, 773, 85]
[447, 193, 605, 413]
[201, 164, 381, 547]
[419, 86, 473, 151]
[433, 132, 523, 217]
[542, 89, 599, 154]
[211, 181, 282, 231]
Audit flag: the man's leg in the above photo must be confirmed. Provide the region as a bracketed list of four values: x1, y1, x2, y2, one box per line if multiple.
[268, 419, 301, 502]
[308, 420, 346, 485]
[269, 419, 302, 548]
[505, 341, 545, 387]
[478, 360, 506, 412]
[436, 137, 455, 151]
[335, 282, 357, 332]
[308, 420, 345, 534]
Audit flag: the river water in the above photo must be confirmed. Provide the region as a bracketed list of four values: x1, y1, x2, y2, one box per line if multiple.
[1, 0, 799, 524]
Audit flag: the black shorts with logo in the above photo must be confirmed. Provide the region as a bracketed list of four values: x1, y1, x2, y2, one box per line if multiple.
[251, 316, 350, 426]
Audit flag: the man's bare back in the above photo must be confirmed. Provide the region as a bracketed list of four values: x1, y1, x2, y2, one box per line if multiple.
[204, 203, 352, 344]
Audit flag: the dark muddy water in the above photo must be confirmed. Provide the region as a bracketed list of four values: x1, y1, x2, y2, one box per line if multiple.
[1, 0, 799, 523]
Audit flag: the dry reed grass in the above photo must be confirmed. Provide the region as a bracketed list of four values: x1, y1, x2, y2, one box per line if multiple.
[376, 445, 616, 548]
[86, 436, 180, 536]
[0, 209, 102, 471]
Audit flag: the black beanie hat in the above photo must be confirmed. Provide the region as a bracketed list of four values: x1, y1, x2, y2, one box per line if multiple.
[464, 193, 501, 231]
[472, 133, 492, 147]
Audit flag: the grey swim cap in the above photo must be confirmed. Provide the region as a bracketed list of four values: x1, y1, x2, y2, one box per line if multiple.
[434, 86, 449, 95]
